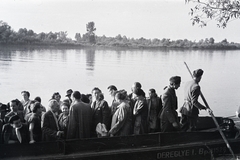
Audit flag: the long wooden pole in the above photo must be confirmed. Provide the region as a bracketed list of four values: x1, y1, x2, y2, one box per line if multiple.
[184, 62, 235, 158]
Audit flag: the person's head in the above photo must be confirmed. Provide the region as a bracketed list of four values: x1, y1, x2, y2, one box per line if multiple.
[52, 92, 61, 102]
[107, 85, 118, 97]
[131, 82, 142, 93]
[34, 96, 41, 103]
[61, 102, 70, 116]
[10, 100, 18, 112]
[169, 76, 181, 90]
[21, 91, 30, 101]
[9, 115, 22, 129]
[32, 102, 42, 115]
[81, 94, 90, 103]
[66, 89, 73, 97]
[72, 91, 81, 101]
[48, 99, 59, 113]
[135, 88, 145, 98]
[29, 100, 36, 112]
[91, 87, 102, 101]
[149, 89, 157, 98]
[193, 69, 204, 83]
[115, 90, 127, 103]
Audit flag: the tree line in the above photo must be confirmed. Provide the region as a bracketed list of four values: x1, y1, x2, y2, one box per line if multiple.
[0, 20, 239, 49]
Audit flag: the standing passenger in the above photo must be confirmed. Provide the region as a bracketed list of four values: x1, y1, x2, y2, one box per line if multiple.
[67, 91, 92, 139]
[180, 69, 210, 131]
[34, 96, 46, 113]
[51, 92, 63, 108]
[91, 87, 111, 137]
[107, 85, 119, 115]
[58, 102, 70, 139]
[108, 91, 132, 137]
[160, 76, 181, 132]
[28, 102, 42, 143]
[147, 89, 161, 133]
[42, 99, 64, 141]
[128, 82, 142, 108]
[21, 91, 31, 116]
[133, 88, 148, 135]
[65, 89, 73, 105]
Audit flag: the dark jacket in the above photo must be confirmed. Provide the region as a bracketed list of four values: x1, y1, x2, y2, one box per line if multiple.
[4, 111, 25, 124]
[41, 111, 59, 141]
[109, 101, 132, 136]
[133, 97, 148, 134]
[180, 80, 206, 117]
[2, 123, 29, 144]
[91, 100, 111, 131]
[67, 101, 92, 139]
[160, 86, 180, 132]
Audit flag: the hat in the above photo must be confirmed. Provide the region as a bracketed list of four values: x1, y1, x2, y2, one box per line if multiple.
[66, 89, 73, 96]
[169, 76, 181, 84]
[193, 69, 204, 78]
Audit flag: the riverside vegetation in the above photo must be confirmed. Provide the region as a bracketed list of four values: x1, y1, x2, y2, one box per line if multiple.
[0, 20, 240, 50]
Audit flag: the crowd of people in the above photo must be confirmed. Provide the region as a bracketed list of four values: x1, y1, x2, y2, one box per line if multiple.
[0, 68, 211, 144]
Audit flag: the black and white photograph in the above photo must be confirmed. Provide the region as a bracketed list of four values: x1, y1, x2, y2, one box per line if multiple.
[0, 0, 240, 159]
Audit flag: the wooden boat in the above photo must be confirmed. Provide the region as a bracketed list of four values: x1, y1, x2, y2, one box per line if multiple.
[1, 116, 240, 160]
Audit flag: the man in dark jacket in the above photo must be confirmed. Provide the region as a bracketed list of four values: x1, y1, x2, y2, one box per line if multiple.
[67, 91, 92, 139]
[160, 76, 181, 132]
[2, 115, 29, 144]
[180, 69, 208, 131]
[42, 99, 63, 141]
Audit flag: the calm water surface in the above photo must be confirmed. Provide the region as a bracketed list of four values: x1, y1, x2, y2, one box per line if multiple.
[0, 47, 239, 117]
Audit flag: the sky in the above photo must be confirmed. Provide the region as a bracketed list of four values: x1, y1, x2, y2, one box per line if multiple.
[0, 0, 239, 43]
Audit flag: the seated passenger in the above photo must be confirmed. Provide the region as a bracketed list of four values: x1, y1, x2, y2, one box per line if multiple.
[4, 100, 25, 124]
[2, 115, 29, 144]
[28, 102, 42, 143]
[108, 90, 132, 137]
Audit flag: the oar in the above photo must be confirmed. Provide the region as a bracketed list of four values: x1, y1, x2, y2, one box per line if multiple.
[184, 62, 235, 159]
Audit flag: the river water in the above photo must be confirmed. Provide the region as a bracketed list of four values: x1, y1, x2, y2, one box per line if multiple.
[0, 47, 239, 117]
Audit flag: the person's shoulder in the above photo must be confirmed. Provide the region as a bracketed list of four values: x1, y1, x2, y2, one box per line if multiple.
[5, 111, 14, 117]
[43, 110, 52, 117]
[2, 123, 12, 131]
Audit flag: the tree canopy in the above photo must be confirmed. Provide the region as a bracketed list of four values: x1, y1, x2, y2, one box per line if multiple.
[186, 0, 240, 28]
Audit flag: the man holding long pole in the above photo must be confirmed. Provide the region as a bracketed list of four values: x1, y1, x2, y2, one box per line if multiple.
[182, 63, 235, 158]
[180, 69, 210, 131]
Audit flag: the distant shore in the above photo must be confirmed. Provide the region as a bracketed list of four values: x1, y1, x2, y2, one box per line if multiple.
[1, 42, 240, 51]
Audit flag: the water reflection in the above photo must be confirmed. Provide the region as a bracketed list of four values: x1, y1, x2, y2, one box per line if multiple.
[85, 48, 95, 71]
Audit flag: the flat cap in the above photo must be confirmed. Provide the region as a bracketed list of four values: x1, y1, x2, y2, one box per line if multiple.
[193, 69, 204, 78]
